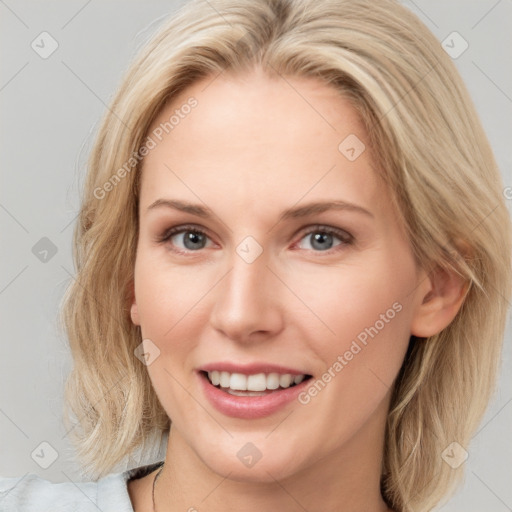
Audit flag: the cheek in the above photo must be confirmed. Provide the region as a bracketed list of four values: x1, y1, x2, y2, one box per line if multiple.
[133, 252, 209, 418]
[286, 259, 415, 444]
[291, 255, 412, 331]
[284, 251, 416, 383]
[133, 251, 216, 341]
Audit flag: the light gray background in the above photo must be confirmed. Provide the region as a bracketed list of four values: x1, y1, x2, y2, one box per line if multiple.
[1, 1, 511, 510]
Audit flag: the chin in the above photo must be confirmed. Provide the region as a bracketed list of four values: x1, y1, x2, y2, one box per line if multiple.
[194, 436, 310, 483]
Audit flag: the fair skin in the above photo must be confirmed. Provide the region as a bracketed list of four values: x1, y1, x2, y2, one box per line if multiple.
[128, 67, 466, 512]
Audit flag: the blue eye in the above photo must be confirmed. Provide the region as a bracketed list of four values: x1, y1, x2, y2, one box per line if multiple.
[296, 227, 352, 252]
[174, 230, 209, 250]
[159, 226, 212, 251]
[157, 224, 353, 255]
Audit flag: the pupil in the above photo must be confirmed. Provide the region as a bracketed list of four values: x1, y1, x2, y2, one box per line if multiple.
[184, 231, 205, 250]
[311, 232, 333, 251]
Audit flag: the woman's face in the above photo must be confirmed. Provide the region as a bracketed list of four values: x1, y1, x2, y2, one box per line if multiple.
[131, 68, 430, 482]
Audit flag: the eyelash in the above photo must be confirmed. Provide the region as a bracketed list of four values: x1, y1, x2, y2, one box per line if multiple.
[156, 223, 354, 255]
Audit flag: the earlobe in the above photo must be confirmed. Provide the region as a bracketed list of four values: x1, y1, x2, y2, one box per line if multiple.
[411, 265, 469, 338]
[130, 302, 140, 326]
[128, 280, 140, 326]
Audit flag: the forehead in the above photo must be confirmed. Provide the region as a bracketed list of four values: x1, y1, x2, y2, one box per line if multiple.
[139, 70, 386, 219]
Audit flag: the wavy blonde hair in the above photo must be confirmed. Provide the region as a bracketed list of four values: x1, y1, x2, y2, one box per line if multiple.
[59, 0, 511, 510]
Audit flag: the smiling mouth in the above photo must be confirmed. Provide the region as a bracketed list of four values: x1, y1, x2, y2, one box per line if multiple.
[202, 370, 313, 396]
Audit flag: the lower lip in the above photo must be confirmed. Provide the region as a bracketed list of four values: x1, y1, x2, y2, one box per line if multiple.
[198, 372, 311, 419]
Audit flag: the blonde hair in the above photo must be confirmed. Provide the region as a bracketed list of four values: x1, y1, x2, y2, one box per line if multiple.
[59, 0, 512, 510]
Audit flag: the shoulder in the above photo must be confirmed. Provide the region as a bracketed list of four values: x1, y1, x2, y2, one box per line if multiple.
[0, 472, 100, 512]
[0, 462, 163, 512]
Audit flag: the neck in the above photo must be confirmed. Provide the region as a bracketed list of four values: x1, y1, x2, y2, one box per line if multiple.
[154, 399, 393, 512]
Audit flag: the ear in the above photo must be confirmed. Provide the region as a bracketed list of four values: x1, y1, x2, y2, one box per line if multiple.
[128, 279, 141, 326]
[411, 265, 469, 338]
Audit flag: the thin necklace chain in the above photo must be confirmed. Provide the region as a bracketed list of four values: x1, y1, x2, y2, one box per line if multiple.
[151, 460, 393, 511]
[152, 462, 165, 512]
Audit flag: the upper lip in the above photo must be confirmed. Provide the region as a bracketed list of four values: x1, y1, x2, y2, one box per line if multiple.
[199, 361, 310, 376]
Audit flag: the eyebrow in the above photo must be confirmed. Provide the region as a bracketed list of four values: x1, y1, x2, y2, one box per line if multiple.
[146, 198, 374, 220]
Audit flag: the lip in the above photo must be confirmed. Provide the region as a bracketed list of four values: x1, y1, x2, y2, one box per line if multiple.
[197, 363, 312, 419]
[199, 361, 307, 376]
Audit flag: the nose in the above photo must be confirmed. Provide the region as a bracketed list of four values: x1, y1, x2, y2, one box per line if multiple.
[209, 250, 285, 343]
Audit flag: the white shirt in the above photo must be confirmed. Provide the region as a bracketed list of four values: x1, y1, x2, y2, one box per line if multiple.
[0, 461, 164, 511]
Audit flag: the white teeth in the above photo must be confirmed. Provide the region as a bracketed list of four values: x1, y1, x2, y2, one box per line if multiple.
[219, 371, 230, 388]
[206, 371, 307, 391]
[293, 375, 305, 385]
[266, 373, 280, 390]
[279, 374, 293, 387]
[210, 370, 220, 386]
[247, 373, 267, 391]
[230, 373, 247, 390]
